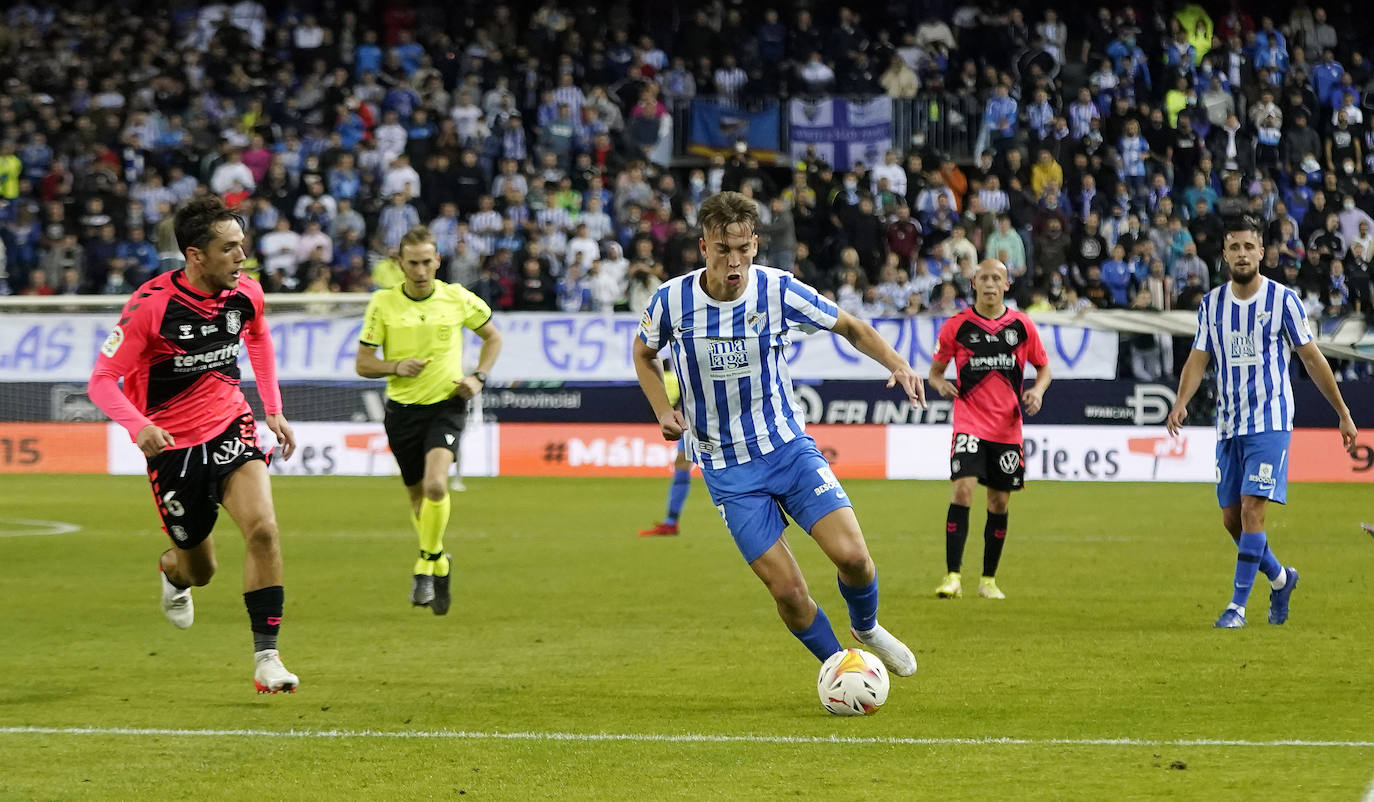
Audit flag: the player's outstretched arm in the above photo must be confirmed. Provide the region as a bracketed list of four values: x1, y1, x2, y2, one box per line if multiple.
[1295, 341, 1360, 454]
[832, 310, 927, 408]
[1167, 349, 1211, 436]
[633, 338, 685, 440]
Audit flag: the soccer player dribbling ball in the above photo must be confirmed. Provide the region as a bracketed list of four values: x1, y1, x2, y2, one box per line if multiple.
[633, 190, 925, 678]
[88, 196, 301, 693]
[928, 259, 1052, 600]
[355, 226, 503, 615]
[1169, 215, 1359, 628]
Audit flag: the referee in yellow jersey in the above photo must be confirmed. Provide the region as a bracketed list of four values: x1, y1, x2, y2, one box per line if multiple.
[355, 226, 503, 614]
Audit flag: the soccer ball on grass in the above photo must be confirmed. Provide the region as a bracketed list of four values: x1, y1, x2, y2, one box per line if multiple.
[818, 648, 889, 716]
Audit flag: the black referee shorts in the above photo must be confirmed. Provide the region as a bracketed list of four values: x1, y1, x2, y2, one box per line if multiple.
[384, 396, 468, 486]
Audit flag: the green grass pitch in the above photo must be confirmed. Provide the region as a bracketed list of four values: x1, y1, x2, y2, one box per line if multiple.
[1, 475, 1372, 800]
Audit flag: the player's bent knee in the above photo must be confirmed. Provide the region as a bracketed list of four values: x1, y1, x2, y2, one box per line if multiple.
[421, 479, 448, 501]
[241, 520, 280, 553]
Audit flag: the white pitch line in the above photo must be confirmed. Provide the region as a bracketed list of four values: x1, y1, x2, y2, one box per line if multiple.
[0, 518, 81, 537]
[1, 727, 1372, 748]
[1363, 769, 1374, 802]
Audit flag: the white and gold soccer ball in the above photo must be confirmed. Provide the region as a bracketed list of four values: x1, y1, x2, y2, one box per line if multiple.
[817, 648, 889, 716]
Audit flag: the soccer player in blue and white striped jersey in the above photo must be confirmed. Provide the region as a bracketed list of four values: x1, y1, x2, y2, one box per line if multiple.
[1169, 216, 1358, 629]
[633, 192, 927, 678]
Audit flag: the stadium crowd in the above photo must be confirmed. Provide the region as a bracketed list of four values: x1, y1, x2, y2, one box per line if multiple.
[0, 1, 1371, 353]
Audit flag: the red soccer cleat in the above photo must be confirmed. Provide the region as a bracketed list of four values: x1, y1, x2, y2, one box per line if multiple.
[638, 522, 680, 537]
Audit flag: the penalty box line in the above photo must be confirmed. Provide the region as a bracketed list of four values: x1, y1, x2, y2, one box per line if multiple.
[2, 727, 1373, 748]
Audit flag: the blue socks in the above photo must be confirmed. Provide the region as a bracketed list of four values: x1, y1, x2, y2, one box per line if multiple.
[1258, 544, 1282, 582]
[837, 575, 879, 633]
[664, 469, 691, 525]
[790, 603, 843, 661]
[1232, 531, 1269, 607]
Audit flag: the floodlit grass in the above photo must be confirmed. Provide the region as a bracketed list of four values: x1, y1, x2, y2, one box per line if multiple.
[1, 475, 1371, 800]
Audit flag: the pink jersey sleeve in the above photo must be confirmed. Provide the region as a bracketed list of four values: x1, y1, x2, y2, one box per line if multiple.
[88, 300, 156, 441]
[242, 280, 283, 415]
[1021, 315, 1049, 368]
[933, 314, 960, 364]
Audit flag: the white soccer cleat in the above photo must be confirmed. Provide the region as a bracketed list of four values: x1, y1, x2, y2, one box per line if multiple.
[851, 622, 917, 677]
[253, 649, 299, 694]
[978, 577, 1006, 600]
[450, 476, 467, 492]
[159, 570, 194, 629]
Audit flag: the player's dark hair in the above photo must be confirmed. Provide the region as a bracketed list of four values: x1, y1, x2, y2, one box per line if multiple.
[173, 196, 244, 257]
[698, 191, 759, 240]
[1224, 214, 1263, 238]
[398, 225, 435, 255]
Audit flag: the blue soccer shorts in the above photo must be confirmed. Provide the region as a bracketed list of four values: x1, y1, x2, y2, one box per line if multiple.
[1215, 430, 1291, 508]
[699, 435, 853, 564]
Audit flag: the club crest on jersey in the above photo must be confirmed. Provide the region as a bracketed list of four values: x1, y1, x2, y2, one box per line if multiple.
[226, 310, 242, 335]
[1004, 329, 1018, 345]
[746, 312, 764, 334]
[1257, 311, 1271, 324]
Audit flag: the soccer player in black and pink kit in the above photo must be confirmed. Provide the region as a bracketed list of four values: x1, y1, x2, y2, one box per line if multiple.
[88, 196, 301, 693]
[928, 259, 1052, 600]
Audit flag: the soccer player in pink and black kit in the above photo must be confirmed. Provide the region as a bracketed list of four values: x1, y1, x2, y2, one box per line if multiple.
[928, 259, 1052, 600]
[88, 196, 301, 693]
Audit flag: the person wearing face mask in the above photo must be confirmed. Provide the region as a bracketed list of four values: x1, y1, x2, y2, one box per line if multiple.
[1338, 196, 1374, 245]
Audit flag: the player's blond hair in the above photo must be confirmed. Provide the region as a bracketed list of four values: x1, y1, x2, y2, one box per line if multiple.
[697, 191, 759, 240]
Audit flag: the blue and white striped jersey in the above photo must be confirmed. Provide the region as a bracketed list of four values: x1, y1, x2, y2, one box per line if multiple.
[1192, 277, 1314, 439]
[639, 265, 839, 470]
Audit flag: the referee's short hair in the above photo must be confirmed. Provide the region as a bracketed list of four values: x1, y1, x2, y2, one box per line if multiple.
[399, 226, 435, 254]
[698, 191, 760, 239]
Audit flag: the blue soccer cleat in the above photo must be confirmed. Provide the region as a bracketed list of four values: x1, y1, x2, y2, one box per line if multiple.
[1214, 608, 1246, 628]
[1267, 567, 1299, 625]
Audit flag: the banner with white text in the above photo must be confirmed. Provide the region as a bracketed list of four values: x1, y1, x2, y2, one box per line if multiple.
[0, 313, 1119, 382]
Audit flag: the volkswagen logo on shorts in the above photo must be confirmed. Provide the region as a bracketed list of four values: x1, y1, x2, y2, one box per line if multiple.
[998, 451, 1020, 473]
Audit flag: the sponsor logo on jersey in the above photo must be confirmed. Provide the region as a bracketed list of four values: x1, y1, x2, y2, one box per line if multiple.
[969, 353, 1017, 370]
[1229, 332, 1257, 361]
[708, 338, 751, 379]
[172, 342, 242, 372]
[101, 325, 125, 357]
[999, 450, 1021, 473]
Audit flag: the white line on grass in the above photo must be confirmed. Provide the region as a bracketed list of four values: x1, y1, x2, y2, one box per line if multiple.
[1, 727, 1372, 748]
[1363, 769, 1374, 802]
[0, 518, 81, 537]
